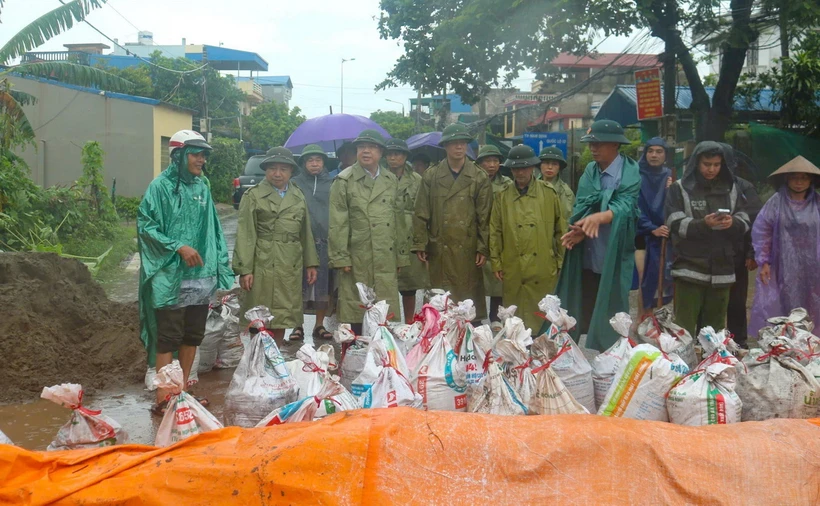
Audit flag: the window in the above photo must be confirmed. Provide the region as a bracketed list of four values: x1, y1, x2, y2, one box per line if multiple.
[746, 41, 759, 68]
[161, 136, 170, 169]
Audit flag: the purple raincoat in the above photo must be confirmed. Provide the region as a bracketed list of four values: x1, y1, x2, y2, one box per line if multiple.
[748, 186, 820, 336]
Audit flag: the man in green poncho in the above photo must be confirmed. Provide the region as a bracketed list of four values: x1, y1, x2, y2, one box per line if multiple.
[137, 130, 234, 411]
[490, 145, 566, 332]
[550, 120, 640, 351]
[329, 130, 408, 332]
[386, 138, 430, 322]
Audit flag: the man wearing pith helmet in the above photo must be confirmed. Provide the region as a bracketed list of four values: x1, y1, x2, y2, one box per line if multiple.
[413, 123, 493, 323]
[490, 144, 566, 332]
[329, 129, 408, 333]
[476, 144, 512, 330]
[550, 119, 640, 351]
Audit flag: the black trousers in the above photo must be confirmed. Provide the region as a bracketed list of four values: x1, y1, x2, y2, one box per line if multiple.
[581, 269, 601, 335]
[727, 261, 749, 347]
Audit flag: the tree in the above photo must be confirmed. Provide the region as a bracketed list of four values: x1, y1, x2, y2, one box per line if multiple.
[0, 0, 132, 152]
[378, 0, 820, 141]
[206, 138, 245, 203]
[369, 110, 424, 140]
[244, 101, 306, 150]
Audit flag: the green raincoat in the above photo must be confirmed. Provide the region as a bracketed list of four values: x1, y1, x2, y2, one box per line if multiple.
[413, 159, 493, 319]
[328, 163, 408, 324]
[548, 177, 576, 221]
[483, 174, 512, 298]
[490, 178, 566, 332]
[548, 157, 640, 351]
[232, 180, 319, 328]
[395, 164, 430, 292]
[137, 162, 233, 367]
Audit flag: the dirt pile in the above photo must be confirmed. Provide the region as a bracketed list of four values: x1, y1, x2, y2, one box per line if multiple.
[0, 253, 145, 403]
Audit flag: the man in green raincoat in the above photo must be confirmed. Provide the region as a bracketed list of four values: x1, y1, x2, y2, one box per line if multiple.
[539, 146, 575, 220]
[386, 138, 430, 323]
[137, 130, 234, 409]
[491, 145, 566, 332]
[329, 130, 408, 331]
[233, 147, 319, 342]
[413, 124, 493, 321]
[476, 144, 511, 329]
[551, 120, 640, 351]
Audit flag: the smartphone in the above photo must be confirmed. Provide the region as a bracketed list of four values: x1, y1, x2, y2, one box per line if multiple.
[715, 208, 731, 218]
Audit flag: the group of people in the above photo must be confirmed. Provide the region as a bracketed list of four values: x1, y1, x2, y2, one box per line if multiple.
[136, 122, 820, 412]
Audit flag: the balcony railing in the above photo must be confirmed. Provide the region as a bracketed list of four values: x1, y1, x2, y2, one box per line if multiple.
[21, 51, 91, 66]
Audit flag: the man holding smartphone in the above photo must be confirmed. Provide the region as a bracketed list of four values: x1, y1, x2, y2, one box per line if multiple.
[664, 141, 751, 338]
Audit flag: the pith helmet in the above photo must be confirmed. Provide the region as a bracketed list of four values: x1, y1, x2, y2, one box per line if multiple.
[476, 145, 504, 163]
[538, 146, 567, 169]
[385, 138, 411, 155]
[261, 146, 298, 170]
[580, 119, 630, 144]
[352, 129, 387, 149]
[299, 144, 328, 166]
[503, 145, 541, 169]
[438, 123, 474, 146]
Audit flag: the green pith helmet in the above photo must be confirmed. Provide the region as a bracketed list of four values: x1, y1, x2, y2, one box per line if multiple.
[503, 145, 541, 169]
[475, 145, 504, 163]
[580, 119, 630, 144]
[299, 144, 328, 166]
[352, 129, 387, 149]
[438, 123, 474, 146]
[261, 146, 298, 170]
[538, 146, 567, 169]
[385, 138, 411, 155]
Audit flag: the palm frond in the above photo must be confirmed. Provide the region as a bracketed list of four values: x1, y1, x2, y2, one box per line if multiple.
[0, 89, 35, 146]
[9, 62, 133, 92]
[10, 89, 37, 106]
[0, 0, 107, 64]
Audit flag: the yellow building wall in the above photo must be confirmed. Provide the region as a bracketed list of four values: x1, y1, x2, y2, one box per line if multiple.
[152, 107, 194, 177]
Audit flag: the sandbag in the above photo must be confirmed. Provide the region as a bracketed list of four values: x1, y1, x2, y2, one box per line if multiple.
[351, 323, 409, 398]
[597, 342, 689, 421]
[410, 326, 468, 411]
[467, 362, 528, 415]
[667, 362, 742, 426]
[154, 362, 222, 447]
[637, 306, 697, 369]
[223, 307, 299, 427]
[758, 309, 819, 365]
[334, 324, 371, 392]
[591, 313, 634, 410]
[0, 430, 11, 446]
[214, 294, 244, 369]
[495, 316, 536, 407]
[255, 377, 351, 426]
[696, 327, 742, 369]
[405, 303, 444, 372]
[285, 344, 358, 418]
[41, 383, 127, 451]
[535, 295, 596, 413]
[737, 339, 820, 421]
[356, 283, 382, 338]
[528, 357, 589, 416]
[359, 339, 423, 409]
[197, 304, 226, 373]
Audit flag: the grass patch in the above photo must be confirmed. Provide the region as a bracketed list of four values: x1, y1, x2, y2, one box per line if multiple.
[62, 222, 138, 281]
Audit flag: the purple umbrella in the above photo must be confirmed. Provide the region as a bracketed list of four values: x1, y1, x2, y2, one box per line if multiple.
[407, 131, 477, 162]
[285, 113, 392, 156]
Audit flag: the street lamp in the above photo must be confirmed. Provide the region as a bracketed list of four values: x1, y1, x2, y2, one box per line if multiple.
[385, 98, 405, 116]
[341, 58, 355, 113]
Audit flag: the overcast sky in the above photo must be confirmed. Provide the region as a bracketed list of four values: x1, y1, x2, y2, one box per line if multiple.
[3, 0, 663, 119]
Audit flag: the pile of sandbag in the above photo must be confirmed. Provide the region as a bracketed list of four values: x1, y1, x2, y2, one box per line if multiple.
[636, 307, 697, 369]
[41, 383, 128, 450]
[154, 362, 223, 447]
[591, 313, 634, 410]
[198, 294, 243, 373]
[285, 343, 358, 417]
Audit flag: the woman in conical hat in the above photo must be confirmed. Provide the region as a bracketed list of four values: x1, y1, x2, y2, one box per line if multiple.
[748, 156, 820, 336]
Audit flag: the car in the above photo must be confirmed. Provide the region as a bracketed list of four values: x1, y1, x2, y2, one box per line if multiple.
[232, 155, 266, 209]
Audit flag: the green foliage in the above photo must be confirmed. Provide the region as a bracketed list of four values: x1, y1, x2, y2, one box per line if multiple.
[78, 141, 115, 218]
[115, 196, 141, 222]
[369, 110, 429, 140]
[206, 137, 245, 203]
[244, 101, 306, 150]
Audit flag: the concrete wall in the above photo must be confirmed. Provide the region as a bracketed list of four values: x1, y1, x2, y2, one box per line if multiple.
[10, 77, 189, 197]
[153, 106, 194, 179]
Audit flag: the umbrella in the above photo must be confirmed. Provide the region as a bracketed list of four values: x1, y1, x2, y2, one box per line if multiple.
[407, 131, 478, 164]
[284, 113, 391, 156]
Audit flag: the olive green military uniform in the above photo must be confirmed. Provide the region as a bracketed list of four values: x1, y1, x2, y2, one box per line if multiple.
[329, 163, 408, 324]
[549, 177, 575, 221]
[233, 179, 319, 328]
[396, 164, 430, 292]
[413, 159, 493, 319]
[483, 173, 512, 298]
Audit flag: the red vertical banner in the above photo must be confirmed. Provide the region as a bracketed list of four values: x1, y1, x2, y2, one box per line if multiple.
[635, 68, 663, 120]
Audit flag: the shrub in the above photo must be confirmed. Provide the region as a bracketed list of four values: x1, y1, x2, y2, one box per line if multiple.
[206, 137, 245, 203]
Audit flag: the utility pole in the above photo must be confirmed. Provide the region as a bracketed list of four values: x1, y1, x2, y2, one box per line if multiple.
[341, 58, 355, 113]
[478, 93, 487, 144]
[657, 0, 677, 309]
[415, 87, 422, 133]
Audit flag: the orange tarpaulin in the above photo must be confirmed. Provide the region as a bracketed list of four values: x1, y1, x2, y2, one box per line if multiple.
[2, 409, 820, 505]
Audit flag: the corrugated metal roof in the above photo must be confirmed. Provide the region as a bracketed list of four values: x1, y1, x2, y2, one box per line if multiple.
[235, 76, 292, 87]
[551, 53, 661, 69]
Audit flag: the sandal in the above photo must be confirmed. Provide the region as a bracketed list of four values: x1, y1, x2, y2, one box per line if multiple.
[313, 326, 333, 340]
[192, 395, 209, 407]
[290, 327, 305, 341]
[150, 399, 169, 417]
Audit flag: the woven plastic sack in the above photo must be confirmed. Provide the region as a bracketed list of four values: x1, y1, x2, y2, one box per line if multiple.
[667, 362, 742, 426]
[0, 430, 11, 446]
[223, 307, 299, 427]
[597, 342, 689, 421]
[154, 362, 222, 447]
[284, 343, 358, 417]
[256, 377, 350, 426]
[214, 295, 243, 369]
[637, 306, 697, 369]
[736, 339, 820, 421]
[356, 283, 383, 338]
[591, 313, 635, 411]
[359, 339, 423, 409]
[410, 329, 468, 411]
[696, 327, 742, 369]
[334, 324, 371, 392]
[41, 384, 127, 451]
[351, 322, 409, 398]
[468, 362, 528, 415]
[758, 309, 819, 365]
[495, 316, 536, 407]
[197, 304, 225, 373]
[405, 304, 444, 372]
[529, 355, 589, 416]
